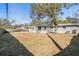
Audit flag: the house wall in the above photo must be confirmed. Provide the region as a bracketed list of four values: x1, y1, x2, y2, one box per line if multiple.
[55, 26, 77, 34]
[29, 26, 78, 34]
[40, 26, 77, 34]
[29, 26, 38, 32]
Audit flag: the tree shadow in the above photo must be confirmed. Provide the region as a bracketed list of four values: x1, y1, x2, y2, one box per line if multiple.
[47, 33, 63, 51]
[0, 31, 33, 56]
[55, 33, 79, 56]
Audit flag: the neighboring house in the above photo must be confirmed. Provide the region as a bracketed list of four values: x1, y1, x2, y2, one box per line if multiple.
[8, 27, 29, 32]
[29, 23, 79, 34]
[29, 26, 38, 32]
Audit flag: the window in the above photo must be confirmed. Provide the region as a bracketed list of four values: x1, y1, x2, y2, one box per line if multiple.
[63, 26, 66, 29]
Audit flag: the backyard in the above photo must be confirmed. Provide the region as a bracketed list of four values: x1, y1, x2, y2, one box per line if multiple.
[0, 3, 79, 56]
[1, 31, 79, 56]
[8, 32, 74, 56]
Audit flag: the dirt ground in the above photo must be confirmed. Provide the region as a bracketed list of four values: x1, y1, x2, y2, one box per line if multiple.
[10, 32, 74, 56]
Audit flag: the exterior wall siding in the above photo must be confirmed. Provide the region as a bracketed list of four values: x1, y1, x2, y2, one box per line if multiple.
[29, 26, 78, 34]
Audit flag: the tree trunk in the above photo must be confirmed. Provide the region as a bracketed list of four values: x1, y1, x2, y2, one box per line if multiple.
[54, 26, 57, 34]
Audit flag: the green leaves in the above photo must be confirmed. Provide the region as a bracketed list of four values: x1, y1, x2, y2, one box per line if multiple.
[30, 3, 78, 26]
[0, 18, 15, 29]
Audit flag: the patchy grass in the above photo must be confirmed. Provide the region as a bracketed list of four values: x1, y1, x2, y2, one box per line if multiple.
[11, 32, 73, 56]
[11, 32, 59, 56]
[55, 34, 79, 56]
[0, 32, 74, 56]
[48, 33, 73, 49]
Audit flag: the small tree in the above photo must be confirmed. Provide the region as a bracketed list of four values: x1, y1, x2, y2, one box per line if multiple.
[0, 18, 15, 29]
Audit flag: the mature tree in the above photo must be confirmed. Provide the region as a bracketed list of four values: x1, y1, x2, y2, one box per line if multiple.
[30, 19, 44, 26]
[30, 3, 78, 33]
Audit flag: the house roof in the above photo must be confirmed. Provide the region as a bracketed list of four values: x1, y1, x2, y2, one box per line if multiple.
[57, 23, 79, 26]
[36, 23, 79, 27]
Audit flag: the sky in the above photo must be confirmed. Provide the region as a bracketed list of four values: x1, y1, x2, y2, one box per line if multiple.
[60, 4, 79, 19]
[0, 3, 79, 24]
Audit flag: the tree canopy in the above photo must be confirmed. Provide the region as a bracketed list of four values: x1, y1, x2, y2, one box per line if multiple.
[30, 3, 78, 26]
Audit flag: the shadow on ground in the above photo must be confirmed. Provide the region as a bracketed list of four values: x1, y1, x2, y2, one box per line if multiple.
[47, 33, 63, 51]
[1, 30, 79, 56]
[0, 31, 33, 56]
[55, 33, 79, 56]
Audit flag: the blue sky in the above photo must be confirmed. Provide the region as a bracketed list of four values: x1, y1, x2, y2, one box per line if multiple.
[60, 4, 79, 19]
[0, 3, 79, 24]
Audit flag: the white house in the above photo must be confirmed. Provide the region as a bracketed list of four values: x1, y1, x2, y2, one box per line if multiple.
[29, 23, 79, 34]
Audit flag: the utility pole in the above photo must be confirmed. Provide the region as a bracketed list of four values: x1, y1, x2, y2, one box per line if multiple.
[6, 3, 8, 19]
